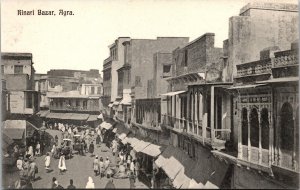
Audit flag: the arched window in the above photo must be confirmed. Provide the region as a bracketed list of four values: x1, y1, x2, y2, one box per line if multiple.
[261, 108, 269, 149]
[280, 102, 294, 151]
[242, 108, 248, 145]
[250, 108, 259, 148]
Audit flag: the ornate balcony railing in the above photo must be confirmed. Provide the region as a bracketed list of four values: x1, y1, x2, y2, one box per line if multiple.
[236, 59, 272, 78]
[161, 114, 204, 136]
[272, 52, 298, 68]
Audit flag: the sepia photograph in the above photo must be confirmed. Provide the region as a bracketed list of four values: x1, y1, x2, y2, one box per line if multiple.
[1, 0, 299, 189]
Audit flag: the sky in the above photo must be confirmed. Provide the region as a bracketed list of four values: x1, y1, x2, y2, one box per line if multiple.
[1, 0, 298, 75]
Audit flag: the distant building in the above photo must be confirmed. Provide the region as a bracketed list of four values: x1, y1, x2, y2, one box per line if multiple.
[35, 69, 102, 109]
[46, 90, 101, 127]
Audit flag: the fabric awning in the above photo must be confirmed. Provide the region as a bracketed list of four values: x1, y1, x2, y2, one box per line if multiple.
[163, 156, 184, 180]
[133, 140, 151, 152]
[161, 90, 186, 96]
[100, 122, 112, 130]
[227, 84, 266, 90]
[188, 179, 204, 189]
[155, 146, 230, 188]
[128, 137, 140, 148]
[204, 181, 218, 189]
[87, 115, 98, 122]
[121, 133, 134, 144]
[118, 133, 127, 140]
[37, 110, 50, 117]
[173, 168, 192, 189]
[113, 101, 120, 106]
[97, 113, 104, 120]
[2, 133, 14, 151]
[3, 128, 25, 140]
[3, 120, 26, 129]
[120, 96, 132, 105]
[46, 112, 65, 119]
[141, 144, 164, 157]
[70, 113, 89, 121]
[61, 113, 74, 120]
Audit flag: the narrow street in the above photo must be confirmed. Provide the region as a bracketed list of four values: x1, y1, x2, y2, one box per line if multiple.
[4, 128, 149, 189]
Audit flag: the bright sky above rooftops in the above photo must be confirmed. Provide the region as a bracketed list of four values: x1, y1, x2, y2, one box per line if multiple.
[1, 0, 297, 74]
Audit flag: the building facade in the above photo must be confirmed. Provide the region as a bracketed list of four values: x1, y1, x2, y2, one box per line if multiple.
[1, 53, 40, 117]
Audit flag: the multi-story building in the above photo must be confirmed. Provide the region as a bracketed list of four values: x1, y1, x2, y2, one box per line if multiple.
[102, 37, 130, 118]
[1, 77, 9, 121]
[157, 33, 232, 188]
[46, 90, 101, 127]
[1, 53, 40, 116]
[1, 53, 41, 146]
[35, 69, 102, 110]
[223, 2, 298, 82]
[210, 2, 299, 189]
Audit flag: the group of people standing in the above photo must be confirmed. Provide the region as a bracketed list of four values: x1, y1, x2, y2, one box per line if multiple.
[14, 152, 39, 189]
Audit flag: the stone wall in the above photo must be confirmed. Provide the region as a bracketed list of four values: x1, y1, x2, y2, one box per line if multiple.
[227, 3, 298, 81]
[130, 37, 189, 99]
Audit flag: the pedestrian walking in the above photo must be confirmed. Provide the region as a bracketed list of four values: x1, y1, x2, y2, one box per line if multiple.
[85, 176, 95, 189]
[27, 146, 34, 158]
[89, 141, 95, 156]
[53, 180, 64, 189]
[99, 157, 104, 178]
[28, 159, 38, 182]
[55, 135, 58, 145]
[130, 160, 135, 173]
[129, 171, 135, 189]
[93, 156, 99, 176]
[96, 135, 100, 146]
[35, 142, 41, 156]
[112, 140, 118, 157]
[16, 156, 23, 170]
[51, 177, 57, 189]
[134, 160, 140, 179]
[127, 155, 132, 169]
[51, 144, 57, 158]
[45, 152, 51, 170]
[104, 157, 110, 170]
[67, 179, 76, 189]
[23, 158, 29, 171]
[58, 154, 67, 175]
[105, 179, 115, 189]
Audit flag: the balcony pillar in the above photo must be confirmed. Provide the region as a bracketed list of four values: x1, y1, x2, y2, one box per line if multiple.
[293, 115, 296, 170]
[211, 86, 215, 140]
[237, 98, 243, 159]
[247, 107, 251, 162]
[258, 111, 262, 165]
[269, 109, 273, 167]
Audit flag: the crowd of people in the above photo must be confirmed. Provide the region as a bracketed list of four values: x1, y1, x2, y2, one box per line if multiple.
[7, 118, 151, 189]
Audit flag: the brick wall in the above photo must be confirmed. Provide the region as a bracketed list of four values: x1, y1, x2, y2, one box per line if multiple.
[172, 33, 223, 78]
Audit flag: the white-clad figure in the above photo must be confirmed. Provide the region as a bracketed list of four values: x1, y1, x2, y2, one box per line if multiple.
[85, 176, 95, 189]
[58, 154, 67, 174]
